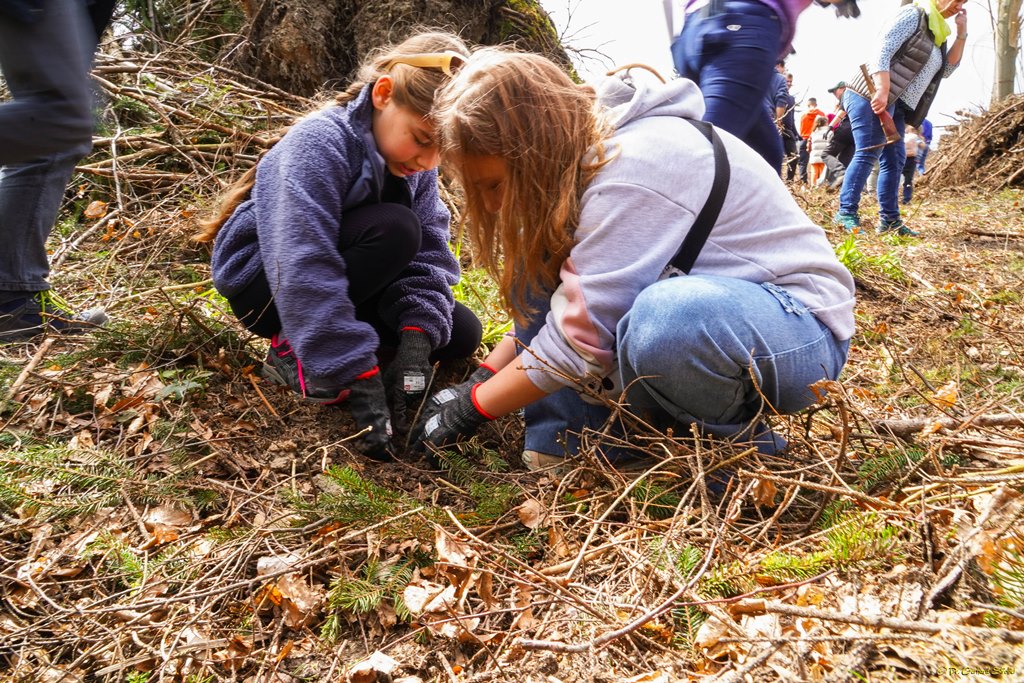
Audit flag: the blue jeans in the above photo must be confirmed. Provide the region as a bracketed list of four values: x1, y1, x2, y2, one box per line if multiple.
[519, 276, 849, 457]
[672, 0, 784, 171]
[838, 90, 907, 223]
[0, 0, 97, 295]
[917, 144, 929, 173]
[517, 290, 631, 458]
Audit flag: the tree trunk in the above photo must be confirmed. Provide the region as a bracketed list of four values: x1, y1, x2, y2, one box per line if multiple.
[232, 0, 571, 96]
[992, 0, 1023, 104]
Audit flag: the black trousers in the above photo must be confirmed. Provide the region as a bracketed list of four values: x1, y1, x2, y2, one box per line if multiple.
[782, 135, 798, 181]
[228, 198, 482, 363]
[797, 140, 810, 183]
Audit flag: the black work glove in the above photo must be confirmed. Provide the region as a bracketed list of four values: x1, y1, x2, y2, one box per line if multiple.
[416, 363, 497, 426]
[383, 329, 433, 434]
[412, 378, 495, 451]
[345, 368, 393, 460]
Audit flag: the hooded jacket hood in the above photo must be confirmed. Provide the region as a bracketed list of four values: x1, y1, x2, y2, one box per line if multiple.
[597, 74, 706, 131]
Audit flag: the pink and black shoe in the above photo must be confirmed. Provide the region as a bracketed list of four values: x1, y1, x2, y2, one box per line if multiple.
[261, 334, 349, 404]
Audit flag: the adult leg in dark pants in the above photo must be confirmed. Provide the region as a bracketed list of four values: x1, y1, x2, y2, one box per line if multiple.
[0, 0, 117, 339]
[783, 136, 798, 181]
[672, 0, 784, 171]
[797, 140, 810, 183]
[902, 157, 916, 204]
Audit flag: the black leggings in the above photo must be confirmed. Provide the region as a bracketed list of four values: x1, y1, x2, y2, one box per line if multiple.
[227, 201, 481, 362]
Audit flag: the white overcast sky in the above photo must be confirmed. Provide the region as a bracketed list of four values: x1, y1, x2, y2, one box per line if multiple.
[540, 0, 1013, 134]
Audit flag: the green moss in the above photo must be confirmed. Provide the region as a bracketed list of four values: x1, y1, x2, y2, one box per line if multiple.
[495, 0, 580, 82]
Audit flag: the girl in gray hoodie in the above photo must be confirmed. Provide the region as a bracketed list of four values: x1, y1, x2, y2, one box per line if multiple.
[415, 49, 855, 472]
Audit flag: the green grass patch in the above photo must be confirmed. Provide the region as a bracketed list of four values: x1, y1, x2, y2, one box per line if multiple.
[834, 234, 907, 282]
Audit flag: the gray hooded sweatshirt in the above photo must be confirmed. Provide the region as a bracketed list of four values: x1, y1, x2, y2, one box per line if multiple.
[519, 75, 856, 396]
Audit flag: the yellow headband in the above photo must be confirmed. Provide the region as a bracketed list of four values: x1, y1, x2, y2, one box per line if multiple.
[384, 51, 466, 77]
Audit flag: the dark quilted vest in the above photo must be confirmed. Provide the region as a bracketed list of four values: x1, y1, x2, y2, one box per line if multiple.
[846, 8, 945, 125]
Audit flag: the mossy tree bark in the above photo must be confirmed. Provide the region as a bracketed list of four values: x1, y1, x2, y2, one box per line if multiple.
[231, 0, 571, 96]
[991, 0, 1023, 105]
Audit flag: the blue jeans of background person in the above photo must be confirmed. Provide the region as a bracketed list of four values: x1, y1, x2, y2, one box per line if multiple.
[917, 143, 929, 173]
[0, 0, 99, 297]
[672, 0, 783, 171]
[838, 90, 907, 224]
[517, 275, 849, 457]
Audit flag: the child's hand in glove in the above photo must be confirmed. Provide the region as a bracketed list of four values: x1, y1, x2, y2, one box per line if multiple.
[383, 328, 433, 434]
[345, 368, 394, 460]
[412, 374, 496, 450]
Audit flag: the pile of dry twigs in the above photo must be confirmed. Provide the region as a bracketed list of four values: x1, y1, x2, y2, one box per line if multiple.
[925, 93, 1024, 191]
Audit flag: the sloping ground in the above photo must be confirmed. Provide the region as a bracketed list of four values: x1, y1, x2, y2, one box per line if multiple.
[1, 52, 1023, 683]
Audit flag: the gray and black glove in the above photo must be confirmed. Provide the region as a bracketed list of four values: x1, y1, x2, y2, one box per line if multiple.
[345, 367, 393, 460]
[383, 328, 433, 434]
[413, 374, 496, 451]
[416, 363, 497, 426]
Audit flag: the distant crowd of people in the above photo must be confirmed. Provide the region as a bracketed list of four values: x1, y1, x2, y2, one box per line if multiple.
[671, 0, 966, 236]
[769, 66, 935, 202]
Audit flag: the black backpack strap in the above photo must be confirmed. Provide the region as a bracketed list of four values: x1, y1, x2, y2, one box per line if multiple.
[671, 119, 730, 274]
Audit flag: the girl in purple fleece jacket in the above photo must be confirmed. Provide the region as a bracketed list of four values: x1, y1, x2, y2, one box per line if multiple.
[197, 32, 482, 460]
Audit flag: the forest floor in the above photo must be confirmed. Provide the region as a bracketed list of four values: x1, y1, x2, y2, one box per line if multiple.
[1, 52, 1024, 683]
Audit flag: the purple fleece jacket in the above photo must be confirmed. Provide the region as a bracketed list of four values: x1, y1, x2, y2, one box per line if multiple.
[210, 87, 459, 385]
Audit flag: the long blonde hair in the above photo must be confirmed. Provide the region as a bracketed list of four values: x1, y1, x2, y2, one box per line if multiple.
[434, 48, 612, 322]
[195, 30, 469, 243]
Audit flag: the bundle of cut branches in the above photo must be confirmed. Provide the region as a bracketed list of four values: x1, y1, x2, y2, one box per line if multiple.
[924, 93, 1024, 190]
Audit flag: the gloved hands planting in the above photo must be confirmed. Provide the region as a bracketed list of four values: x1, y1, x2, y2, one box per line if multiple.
[415, 363, 497, 427]
[383, 328, 433, 434]
[345, 367, 394, 460]
[413, 372, 496, 451]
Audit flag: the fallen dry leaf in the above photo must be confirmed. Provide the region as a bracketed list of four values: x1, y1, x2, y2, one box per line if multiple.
[403, 579, 452, 615]
[516, 498, 549, 529]
[929, 380, 959, 410]
[277, 573, 323, 629]
[143, 504, 193, 530]
[83, 200, 108, 219]
[348, 651, 399, 683]
[623, 673, 669, 683]
[435, 529, 475, 566]
[751, 478, 778, 508]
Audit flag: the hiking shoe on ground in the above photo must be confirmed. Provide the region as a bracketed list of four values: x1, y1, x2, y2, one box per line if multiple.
[0, 291, 108, 342]
[832, 212, 860, 232]
[522, 450, 569, 473]
[261, 334, 349, 404]
[877, 217, 919, 236]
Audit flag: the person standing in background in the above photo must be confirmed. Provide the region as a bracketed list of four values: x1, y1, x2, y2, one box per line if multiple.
[833, 0, 967, 236]
[781, 71, 800, 181]
[821, 112, 854, 188]
[0, 0, 116, 341]
[917, 117, 933, 173]
[798, 96, 826, 183]
[902, 125, 924, 202]
[670, 0, 862, 172]
[807, 115, 830, 186]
